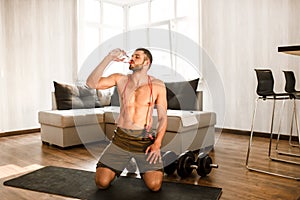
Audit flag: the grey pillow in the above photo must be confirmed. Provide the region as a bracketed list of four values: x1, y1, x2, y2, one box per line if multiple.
[110, 87, 120, 106]
[53, 81, 101, 110]
[165, 78, 199, 110]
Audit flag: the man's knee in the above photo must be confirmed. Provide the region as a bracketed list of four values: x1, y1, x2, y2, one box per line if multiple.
[95, 167, 116, 189]
[95, 176, 113, 189]
[145, 179, 162, 192]
[95, 178, 110, 189]
[143, 171, 163, 192]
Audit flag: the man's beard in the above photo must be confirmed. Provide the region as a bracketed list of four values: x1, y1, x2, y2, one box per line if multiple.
[129, 64, 143, 72]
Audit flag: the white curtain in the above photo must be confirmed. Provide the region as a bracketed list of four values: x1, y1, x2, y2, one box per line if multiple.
[0, 0, 77, 132]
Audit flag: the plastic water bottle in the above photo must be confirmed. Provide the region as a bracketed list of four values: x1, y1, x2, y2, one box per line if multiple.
[110, 48, 130, 63]
[117, 52, 130, 63]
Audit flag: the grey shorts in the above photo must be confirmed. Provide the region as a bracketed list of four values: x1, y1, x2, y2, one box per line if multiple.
[96, 127, 163, 176]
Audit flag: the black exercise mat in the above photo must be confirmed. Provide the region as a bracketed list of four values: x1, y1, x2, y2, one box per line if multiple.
[4, 166, 222, 200]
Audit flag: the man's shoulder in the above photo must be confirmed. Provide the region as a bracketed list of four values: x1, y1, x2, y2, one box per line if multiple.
[150, 76, 166, 89]
[149, 76, 162, 83]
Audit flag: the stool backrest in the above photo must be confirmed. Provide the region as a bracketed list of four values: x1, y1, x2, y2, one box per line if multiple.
[255, 69, 275, 97]
[283, 71, 296, 93]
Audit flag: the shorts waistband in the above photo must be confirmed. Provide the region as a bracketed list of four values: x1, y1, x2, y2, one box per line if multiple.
[116, 127, 145, 138]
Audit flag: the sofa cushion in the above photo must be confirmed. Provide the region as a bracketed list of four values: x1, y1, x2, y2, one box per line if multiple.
[165, 78, 199, 110]
[53, 81, 102, 110]
[165, 110, 216, 132]
[38, 108, 105, 128]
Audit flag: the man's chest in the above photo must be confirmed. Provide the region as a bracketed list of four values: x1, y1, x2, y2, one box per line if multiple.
[124, 85, 153, 105]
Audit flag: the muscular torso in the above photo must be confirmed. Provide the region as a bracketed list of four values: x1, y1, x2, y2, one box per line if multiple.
[116, 75, 156, 130]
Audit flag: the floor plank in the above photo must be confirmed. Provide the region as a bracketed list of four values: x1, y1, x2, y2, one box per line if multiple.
[0, 131, 299, 200]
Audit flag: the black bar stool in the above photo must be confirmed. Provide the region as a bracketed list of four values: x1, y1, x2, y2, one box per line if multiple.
[275, 71, 300, 158]
[246, 69, 299, 180]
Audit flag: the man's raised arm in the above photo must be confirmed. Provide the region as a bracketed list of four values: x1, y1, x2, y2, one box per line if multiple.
[86, 49, 125, 89]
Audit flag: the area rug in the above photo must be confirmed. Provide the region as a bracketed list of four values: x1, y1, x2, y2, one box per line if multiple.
[4, 166, 222, 200]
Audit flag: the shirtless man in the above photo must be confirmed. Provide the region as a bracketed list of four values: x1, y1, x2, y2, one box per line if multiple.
[86, 48, 168, 192]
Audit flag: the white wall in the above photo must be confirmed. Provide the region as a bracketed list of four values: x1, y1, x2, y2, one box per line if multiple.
[201, 0, 300, 135]
[0, 0, 77, 132]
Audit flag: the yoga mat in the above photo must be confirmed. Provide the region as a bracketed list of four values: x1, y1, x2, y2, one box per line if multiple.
[4, 166, 222, 200]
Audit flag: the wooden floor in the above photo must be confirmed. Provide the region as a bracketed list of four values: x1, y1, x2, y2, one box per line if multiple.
[0, 131, 299, 200]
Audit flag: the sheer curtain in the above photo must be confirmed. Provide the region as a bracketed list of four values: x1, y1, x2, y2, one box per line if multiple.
[0, 0, 77, 132]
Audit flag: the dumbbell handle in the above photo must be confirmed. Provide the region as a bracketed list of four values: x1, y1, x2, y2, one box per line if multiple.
[190, 164, 218, 169]
[190, 164, 198, 169]
[210, 164, 218, 168]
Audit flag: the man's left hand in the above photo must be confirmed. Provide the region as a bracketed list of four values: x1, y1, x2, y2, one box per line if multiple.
[145, 142, 162, 164]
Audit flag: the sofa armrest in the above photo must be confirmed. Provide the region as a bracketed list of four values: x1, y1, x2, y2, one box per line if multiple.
[196, 91, 203, 111]
[52, 92, 57, 110]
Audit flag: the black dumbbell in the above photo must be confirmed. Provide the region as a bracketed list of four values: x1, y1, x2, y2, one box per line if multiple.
[177, 151, 218, 178]
[196, 153, 218, 177]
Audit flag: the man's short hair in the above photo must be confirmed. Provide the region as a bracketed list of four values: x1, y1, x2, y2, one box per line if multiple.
[135, 48, 153, 67]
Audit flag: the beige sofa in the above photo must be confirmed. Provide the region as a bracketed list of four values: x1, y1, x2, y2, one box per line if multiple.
[38, 80, 216, 155]
[39, 108, 106, 147]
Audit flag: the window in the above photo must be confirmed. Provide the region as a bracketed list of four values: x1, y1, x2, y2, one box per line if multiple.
[78, 0, 200, 82]
[128, 2, 149, 28]
[84, 0, 100, 23]
[150, 0, 175, 23]
[102, 3, 123, 27]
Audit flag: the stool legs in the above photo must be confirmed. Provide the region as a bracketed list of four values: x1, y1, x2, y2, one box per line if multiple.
[275, 99, 300, 159]
[246, 97, 259, 167]
[246, 98, 300, 181]
[292, 100, 300, 147]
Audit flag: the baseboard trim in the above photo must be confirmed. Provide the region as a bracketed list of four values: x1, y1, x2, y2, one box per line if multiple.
[0, 127, 298, 142]
[0, 128, 40, 138]
[216, 127, 299, 141]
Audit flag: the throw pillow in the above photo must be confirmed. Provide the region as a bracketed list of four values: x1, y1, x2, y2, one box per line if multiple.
[165, 78, 199, 110]
[53, 81, 101, 110]
[78, 85, 101, 108]
[110, 87, 120, 106]
[97, 89, 111, 106]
